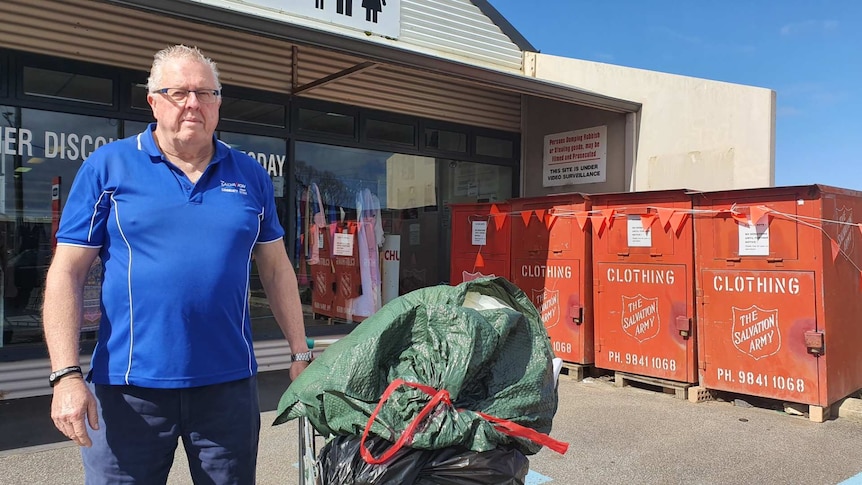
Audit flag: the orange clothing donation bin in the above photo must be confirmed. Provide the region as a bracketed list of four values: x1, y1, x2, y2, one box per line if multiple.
[592, 190, 697, 384]
[449, 202, 511, 284]
[693, 185, 862, 420]
[510, 194, 593, 364]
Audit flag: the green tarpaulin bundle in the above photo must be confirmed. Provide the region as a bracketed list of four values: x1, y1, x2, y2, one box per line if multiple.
[274, 277, 560, 456]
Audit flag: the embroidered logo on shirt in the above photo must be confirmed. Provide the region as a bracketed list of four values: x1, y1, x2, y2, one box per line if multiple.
[220, 180, 247, 195]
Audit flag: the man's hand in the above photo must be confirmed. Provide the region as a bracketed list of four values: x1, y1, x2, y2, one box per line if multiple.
[289, 360, 310, 381]
[51, 377, 99, 447]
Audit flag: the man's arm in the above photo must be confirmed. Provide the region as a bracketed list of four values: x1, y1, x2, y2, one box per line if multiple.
[254, 240, 310, 380]
[43, 244, 101, 446]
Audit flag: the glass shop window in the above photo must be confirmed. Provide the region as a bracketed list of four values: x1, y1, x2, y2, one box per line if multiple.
[130, 82, 149, 111]
[295, 142, 438, 324]
[0, 106, 119, 352]
[221, 97, 286, 128]
[23, 67, 113, 106]
[219, 131, 290, 340]
[475, 135, 514, 159]
[293, 142, 514, 323]
[424, 128, 467, 153]
[297, 108, 354, 137]
[366, 118, 414, 146]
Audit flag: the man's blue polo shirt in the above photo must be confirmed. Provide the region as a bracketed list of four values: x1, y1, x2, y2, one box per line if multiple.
[56, 124, 285, 388]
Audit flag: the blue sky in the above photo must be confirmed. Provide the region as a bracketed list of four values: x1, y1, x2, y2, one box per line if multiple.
[488, 0, 862, 190]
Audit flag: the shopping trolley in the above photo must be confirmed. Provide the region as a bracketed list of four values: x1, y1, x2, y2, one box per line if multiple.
[297, 415, 321, 485]
[295, 337, 337, 485]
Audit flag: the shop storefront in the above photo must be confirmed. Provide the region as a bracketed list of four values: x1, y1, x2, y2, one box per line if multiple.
[0, 48, 519, 346]
[0, 0, 639, 398]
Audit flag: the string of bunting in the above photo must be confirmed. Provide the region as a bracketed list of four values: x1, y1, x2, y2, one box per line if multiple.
[462, 203, 862, 284]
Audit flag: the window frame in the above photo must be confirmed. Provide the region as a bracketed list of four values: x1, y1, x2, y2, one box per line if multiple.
[359, 109, 418, 149]
[16, 53, 120, 111]
[292, 98, 359, 142]
[471, 126, 520, 164]
[419, 119, 470, 157]
[0, 52, 8, 100]
[219, 83, 290, 133]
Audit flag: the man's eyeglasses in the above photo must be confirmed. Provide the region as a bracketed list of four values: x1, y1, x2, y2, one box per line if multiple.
[154, 88, 221, 104]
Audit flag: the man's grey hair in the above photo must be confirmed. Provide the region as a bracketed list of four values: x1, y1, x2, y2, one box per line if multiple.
[147, 45, 221, 93]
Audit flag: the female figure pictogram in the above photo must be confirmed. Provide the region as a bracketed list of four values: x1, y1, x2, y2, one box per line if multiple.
[362, 0, 385, 23]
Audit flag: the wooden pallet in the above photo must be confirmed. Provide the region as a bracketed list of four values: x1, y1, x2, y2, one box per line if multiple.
[686, 385, 832, 423]
[558, 362, 591, 381]
[613, 372, 691, 400]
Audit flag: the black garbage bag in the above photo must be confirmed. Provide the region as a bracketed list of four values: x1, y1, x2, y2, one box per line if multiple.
[317, 434, 529, 485]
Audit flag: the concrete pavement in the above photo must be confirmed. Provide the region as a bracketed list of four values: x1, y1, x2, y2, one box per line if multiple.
[3, 368, 862, 484]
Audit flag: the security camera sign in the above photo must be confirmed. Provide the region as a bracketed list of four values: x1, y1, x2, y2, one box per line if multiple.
[543, 126, 607, 187]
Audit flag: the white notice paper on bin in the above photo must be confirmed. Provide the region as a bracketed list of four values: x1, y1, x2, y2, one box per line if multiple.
[627, 215, 652, 247]
[738, 221, 770, 256]
[472, 220, 488, 246]
[333, 232, 354, 256]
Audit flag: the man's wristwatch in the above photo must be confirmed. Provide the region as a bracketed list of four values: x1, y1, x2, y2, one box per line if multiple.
[291, 351, 313, 363]
[49, 366, 83, 387]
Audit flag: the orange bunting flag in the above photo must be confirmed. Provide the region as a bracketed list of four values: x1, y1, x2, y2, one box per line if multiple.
[640, 214, 656, 232]
[750, 205, 772, 226]
[669, 211, 688, 235]
[490, 204, 505, 231]
[601, 209, 617, 229]
[545, 213, 558, 229]
[474, 252, 485, 268]
[730, 209, 750, 226]
[575, 212, 590, 231]
[831, 239, 841, 263]
[520, 210, 532, 226]
[590, 214, 607, 236]
[657, 207, 675, 229]
[857, 223, 862, 237]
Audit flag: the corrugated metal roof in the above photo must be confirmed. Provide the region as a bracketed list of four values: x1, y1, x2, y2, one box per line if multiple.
[173, 0, 527, 72]
[399, 0, 524, 71]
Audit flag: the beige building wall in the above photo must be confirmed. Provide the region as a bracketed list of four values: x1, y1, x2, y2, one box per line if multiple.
[526, 53, 776, 192]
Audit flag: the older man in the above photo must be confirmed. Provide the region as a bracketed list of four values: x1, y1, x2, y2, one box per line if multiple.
[42, 45, 309, 484]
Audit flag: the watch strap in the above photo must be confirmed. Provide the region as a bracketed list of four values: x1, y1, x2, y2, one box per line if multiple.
[49, 366, 83, 387]
[291, 351, 313, 362]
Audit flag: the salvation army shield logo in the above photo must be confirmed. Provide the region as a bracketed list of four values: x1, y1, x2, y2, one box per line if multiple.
[532, 288, 560, 328]
[836, 206, 855, 256]
[732, 305, 781, 360]
[621, 294, 660, 342]
[340, 272, 353, 298]
[315, 270, 327, 295]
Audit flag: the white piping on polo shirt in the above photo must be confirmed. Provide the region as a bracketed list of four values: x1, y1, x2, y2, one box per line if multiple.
[240, 208, 265, 375]
[108, 191, 136, 385]
[88, 191, 113, 243]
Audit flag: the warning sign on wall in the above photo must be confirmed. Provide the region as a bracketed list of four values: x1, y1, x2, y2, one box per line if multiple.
[543, 126, 607, 187]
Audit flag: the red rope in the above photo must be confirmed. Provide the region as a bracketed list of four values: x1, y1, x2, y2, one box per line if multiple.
[359, 378, 569, 465]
